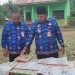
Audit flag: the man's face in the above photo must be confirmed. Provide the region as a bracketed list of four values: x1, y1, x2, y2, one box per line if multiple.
[37, 14, 47, 22]
[12, 13, 21, 24]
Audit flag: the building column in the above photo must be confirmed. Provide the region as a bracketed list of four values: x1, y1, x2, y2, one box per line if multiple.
[23, 6, 26, 22]
[64, 0, 70, 26]
[64, 0, 70, 20]
[31, 6, 35, 21]
[47, 5, 52, 18]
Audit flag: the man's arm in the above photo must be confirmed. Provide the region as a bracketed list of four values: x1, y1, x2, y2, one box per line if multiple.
[21, 23, 36, 54]
[54, 19, 65, 54]
[1, 24, 9, 56]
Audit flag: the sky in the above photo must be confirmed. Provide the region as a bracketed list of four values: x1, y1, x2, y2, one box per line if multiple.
[0, 0, 8, 4]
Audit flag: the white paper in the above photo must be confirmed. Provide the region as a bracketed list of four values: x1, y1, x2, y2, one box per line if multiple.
[15, 61, 43, 71]
[38, 66, 75, 75]
[37, 57, 68, 66]
[15, 62, 35, 70]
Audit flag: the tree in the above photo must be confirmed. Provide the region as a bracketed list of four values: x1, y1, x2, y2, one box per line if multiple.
[70, 0, 75, 16]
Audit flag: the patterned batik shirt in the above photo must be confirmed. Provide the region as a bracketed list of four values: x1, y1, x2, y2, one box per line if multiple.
[1, 21, 28, 52]
[24, 18, 64, 54]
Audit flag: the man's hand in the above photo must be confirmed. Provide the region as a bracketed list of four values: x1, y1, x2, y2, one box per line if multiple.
[59, 46, 65, 55]
[21, 49, 30, 55]
[3, 49, 9, 57]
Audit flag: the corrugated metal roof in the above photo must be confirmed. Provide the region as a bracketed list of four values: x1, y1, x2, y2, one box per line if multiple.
[12, 0, 66, 5]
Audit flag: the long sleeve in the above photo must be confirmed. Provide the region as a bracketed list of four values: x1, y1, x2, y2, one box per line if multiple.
[54, 19, 65, 47]
[24, 23, 36, 49]
[1, 24, 8, 49]
[25, 24, 29, 37]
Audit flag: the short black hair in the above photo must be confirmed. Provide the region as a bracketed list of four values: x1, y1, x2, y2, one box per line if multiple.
[37, 6, 47, 15]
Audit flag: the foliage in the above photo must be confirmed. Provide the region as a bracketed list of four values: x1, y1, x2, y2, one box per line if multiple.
[70, 0, 75, 17]
[57, 19, 64, 26]
[0, 0, 23, 25]
[67, 17, 75, 26]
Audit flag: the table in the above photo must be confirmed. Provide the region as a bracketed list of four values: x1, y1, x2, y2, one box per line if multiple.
[9, 61, 75, 75]
[0, 57, 75, 75]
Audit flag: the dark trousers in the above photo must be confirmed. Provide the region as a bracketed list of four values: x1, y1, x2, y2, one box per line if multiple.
[37, 52, 58, 59]
[9, 54, 20, 62]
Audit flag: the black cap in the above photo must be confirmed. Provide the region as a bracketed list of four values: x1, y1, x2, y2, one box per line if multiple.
[37, 6, 47, 15]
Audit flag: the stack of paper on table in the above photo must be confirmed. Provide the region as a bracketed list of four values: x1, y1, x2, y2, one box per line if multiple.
[37, 57, 68, 66]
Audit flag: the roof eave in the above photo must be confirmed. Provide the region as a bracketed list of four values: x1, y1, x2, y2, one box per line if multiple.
[12, 1, 66, 5]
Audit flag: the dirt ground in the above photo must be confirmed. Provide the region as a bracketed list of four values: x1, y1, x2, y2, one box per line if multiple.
[62, 30, 75, 61]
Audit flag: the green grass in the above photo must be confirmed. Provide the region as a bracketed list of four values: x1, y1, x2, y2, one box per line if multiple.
[0, 25, 2, 30]
[57, 19, 65, 26]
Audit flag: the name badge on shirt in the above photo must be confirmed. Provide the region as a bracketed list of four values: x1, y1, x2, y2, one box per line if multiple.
[47, 31, 52, 37]
[21, 32, 25, 37]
